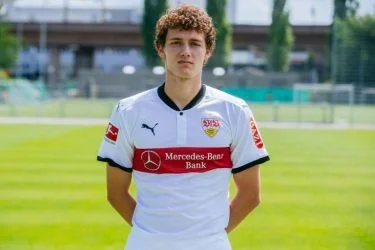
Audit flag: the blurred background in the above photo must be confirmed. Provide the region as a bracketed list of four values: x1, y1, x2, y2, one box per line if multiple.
[1, 1, 374, 250]
[0, 0, 374, 123]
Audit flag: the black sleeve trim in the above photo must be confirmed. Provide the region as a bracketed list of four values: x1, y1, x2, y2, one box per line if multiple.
[232, 156, 270, 174]
[97, 156, 133, 173]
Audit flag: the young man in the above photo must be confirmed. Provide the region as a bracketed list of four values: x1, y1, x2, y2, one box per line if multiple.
[97, 4, 270, 250]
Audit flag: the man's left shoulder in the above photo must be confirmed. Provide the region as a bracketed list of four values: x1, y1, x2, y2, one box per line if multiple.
[205, 85, 249, 110]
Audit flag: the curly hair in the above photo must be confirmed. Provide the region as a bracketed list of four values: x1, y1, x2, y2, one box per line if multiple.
[154, 4, 216, 53]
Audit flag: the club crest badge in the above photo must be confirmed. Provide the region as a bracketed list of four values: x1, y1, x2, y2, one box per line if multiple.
[201, 118, 220, 137]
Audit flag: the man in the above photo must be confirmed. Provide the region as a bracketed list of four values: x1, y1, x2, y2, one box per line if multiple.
[97, 4, 270, 250]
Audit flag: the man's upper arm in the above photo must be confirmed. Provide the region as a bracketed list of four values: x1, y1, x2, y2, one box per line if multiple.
[106, 164, 132, 197]
[232, 165, 260, 196]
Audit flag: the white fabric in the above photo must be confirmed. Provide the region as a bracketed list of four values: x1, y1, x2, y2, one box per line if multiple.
[124, 229, 231, 250]
[97, 85, 269, 248]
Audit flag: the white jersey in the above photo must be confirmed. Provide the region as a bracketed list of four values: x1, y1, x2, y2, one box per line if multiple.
[97, 84, 270, 249]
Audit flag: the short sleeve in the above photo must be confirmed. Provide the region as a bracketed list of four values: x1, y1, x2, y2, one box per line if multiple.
[230, 103, 270, 174]
[97, 103, 134, 172]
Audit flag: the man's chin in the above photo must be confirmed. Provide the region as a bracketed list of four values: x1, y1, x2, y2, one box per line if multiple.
[175, 71, 196, 80]
[168, 68, 200, 80]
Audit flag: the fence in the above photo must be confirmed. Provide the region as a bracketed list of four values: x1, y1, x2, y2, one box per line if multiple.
[0, 92, 374, 125]
[332, 16, 375, 104]
[76, 69, 301, 98]
[0, 68, 374, 125]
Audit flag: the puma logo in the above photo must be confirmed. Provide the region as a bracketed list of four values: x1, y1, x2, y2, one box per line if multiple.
[142, 123, 158, 136]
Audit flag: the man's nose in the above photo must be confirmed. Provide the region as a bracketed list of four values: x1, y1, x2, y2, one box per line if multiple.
[180, 44, 191, 57]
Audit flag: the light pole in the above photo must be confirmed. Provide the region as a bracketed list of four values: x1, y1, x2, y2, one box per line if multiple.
[63, 0, 69, 22]
[16, 22, 23, 78]
[329, 18, 337, 123]
[39, 22, 47, 81]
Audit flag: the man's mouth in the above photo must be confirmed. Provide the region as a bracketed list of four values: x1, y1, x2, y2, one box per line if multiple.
[178, 60, 193, 64]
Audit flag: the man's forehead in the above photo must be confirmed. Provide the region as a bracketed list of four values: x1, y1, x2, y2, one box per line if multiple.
[166, 29, 205, 41]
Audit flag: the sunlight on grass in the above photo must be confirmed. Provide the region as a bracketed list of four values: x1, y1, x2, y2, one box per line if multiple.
[0, 125, 374, 249]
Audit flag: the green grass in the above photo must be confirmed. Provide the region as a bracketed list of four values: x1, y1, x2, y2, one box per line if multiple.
[0, 99, 374, 124]
[0, 125, 374, 250]
[0, 99, 116, 118]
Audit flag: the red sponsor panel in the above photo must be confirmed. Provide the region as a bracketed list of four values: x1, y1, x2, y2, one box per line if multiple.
[133, 147, 232, 174]
[105, 122, 119, 142]
[249, 117, 264, 149]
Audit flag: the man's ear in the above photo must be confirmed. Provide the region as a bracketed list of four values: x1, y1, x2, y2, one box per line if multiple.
[157, 45, 166, 61]
[204, 50, 212, 65]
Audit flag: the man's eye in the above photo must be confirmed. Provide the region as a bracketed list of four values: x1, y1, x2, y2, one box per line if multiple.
[171, 41, 180, 45]
[192, 43, 201, 46]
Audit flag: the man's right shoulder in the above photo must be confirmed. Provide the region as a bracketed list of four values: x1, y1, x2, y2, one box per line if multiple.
[116, 87, 157, 112]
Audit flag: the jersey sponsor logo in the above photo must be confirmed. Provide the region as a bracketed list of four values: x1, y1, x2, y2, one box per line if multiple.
[105, 122, 119, 143]
[201, 118, 220, 137]
[140, 150, 162, 171]
[133, 147, 232, 174]
[249, 117, 264, 149]
[141, 122, 158, 136]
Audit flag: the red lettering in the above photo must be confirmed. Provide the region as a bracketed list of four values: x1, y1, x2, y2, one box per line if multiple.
[249, 117, 264, 149]
[202, 119, 220, 128]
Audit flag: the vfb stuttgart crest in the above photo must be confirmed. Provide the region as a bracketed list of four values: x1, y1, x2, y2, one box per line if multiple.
[201, 118, 220, 137]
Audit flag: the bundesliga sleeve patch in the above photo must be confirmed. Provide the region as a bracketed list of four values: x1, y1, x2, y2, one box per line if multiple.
[105, 122, 119, 144]
[249, 117, 264, 149]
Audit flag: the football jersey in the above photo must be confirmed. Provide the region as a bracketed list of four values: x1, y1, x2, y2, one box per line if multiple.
[97, 84, 270, 240]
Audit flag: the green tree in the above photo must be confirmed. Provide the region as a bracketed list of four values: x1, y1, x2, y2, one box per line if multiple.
[141, 0, 168, 68]
[334, 0, 359, 19]
[325, 0, 359, 80]
[267, 0, 294, 72]
[206, 0, 232, 69]
[0, 5, 19, 69]
[335, 16, 375, 88]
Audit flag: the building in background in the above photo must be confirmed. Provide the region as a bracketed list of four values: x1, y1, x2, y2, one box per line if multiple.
[3, 0, 365, 81]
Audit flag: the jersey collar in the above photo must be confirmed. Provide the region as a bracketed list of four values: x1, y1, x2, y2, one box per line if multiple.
[157, 83, 206, 111]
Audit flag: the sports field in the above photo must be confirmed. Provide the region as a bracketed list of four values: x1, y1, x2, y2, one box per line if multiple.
[0, 98, 374, 124]
[0, 124, 374, 250]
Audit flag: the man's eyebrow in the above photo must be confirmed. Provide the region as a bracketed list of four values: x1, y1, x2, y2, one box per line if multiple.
[168, 37, 182, 41]
[168, 37, 203, 43]
[190, 39, 203, 43]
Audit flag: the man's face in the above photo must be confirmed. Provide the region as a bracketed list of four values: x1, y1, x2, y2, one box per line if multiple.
[157, 29, 211, 80]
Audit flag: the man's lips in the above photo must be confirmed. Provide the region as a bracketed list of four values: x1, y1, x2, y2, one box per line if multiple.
[178, 60, 193, 64]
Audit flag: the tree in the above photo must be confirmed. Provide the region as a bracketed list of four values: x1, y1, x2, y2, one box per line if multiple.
[141, 0, 168, 68]
[206, 0, 232, 69]
[0, 5, 19, 69]
[335, 16, 375, 88]
[325, 0, 359, 80]
[334, 0, 359, 19]
[267, 0, 294, 72]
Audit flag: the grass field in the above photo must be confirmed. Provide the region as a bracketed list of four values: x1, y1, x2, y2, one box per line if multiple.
[0, 124, 375, 250]
[0, 98, 374, 124]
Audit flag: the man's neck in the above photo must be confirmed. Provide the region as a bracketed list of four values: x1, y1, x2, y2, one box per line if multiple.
[164, 73, 202, 110]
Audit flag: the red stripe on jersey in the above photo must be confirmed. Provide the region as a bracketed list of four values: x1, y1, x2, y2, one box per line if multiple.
[133, 147, 232, 174]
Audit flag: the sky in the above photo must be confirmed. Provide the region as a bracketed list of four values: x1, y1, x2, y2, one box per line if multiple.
[5, 0, 375, 25]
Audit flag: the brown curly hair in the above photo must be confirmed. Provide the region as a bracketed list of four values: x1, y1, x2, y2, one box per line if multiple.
[154, 4, 216, 53]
